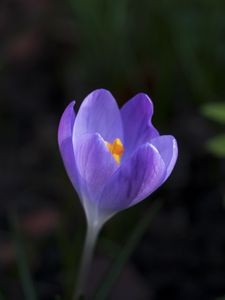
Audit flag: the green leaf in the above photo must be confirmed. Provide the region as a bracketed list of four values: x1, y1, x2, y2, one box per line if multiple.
[93, 200, 162, 300]
[201, 102, 225, 124]
[10, 214, 38, 300]
[206, 134, 225, 157]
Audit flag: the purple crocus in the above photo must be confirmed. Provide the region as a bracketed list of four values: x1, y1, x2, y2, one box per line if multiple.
[58, 89, 178, 297]
[58, 89, 178, 228]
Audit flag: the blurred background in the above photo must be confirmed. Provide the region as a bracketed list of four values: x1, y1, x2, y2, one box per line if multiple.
[1, 0, 225, 299]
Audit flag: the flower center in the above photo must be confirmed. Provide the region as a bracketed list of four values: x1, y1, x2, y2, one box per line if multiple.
[105, 138, 124, 164]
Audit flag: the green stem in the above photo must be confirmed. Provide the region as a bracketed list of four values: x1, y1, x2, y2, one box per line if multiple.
[74, 223, 100, 300]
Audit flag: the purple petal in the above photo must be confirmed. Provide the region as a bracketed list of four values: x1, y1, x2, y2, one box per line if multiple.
[150, 135, 178, 182]
[74, 133, 118, 210]
[73, 89, 123, 148]
[98, 144, 166, 212]
[121, 93, 159, 159]
[58, 101, 78, 188]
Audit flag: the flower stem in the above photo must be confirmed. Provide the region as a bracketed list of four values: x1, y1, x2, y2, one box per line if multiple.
[74, 223, 100, 300]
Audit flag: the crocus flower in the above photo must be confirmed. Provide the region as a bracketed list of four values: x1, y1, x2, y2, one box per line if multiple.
[58, 89, 178, 229]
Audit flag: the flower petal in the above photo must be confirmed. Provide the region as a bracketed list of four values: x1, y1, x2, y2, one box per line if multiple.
[121, 93, 159, 159]
[150, 135, 178, 182]
[73, 89, 123, 148]
[98, 144, 166, 212]
[58, 101, 78, 188]
[74, 133, 118, 217]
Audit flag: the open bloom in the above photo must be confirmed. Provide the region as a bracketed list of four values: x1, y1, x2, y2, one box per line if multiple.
[58, 89, 178, 228]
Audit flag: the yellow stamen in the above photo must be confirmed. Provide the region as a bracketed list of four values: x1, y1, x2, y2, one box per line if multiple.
[105, 138, 124, 164]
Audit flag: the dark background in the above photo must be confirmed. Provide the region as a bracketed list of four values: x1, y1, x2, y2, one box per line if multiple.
[1, 0, 225, 299]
